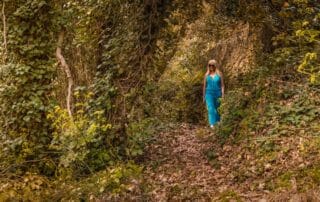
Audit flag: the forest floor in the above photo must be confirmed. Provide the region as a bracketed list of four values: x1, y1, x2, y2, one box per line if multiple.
[117, 123, 320, 201]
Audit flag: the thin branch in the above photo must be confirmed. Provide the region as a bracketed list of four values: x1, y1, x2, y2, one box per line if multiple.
[56, 31, 73, 119]
[2, 1, 7, 63]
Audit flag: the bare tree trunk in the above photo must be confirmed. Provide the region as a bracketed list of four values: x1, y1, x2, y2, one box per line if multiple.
[2, 1, 7, 63]
[56, 31, 73, 119]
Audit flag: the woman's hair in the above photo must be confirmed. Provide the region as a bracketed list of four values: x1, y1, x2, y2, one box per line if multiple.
[208, 59, 217, 67]
[207, 59, 222, 75]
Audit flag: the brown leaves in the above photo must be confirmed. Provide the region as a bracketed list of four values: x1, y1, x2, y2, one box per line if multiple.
[129, 123, 320, 201]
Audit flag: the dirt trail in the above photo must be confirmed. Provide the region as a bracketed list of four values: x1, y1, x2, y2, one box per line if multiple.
[139, 123, 320, 201]
[143, 123, 219, 200]
[141, 123, 259, 201]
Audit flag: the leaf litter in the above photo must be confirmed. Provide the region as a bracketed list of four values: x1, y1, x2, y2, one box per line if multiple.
[127, 123, 320, 201]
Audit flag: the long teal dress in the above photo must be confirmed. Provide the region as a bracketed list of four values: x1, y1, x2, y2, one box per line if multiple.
[205, 74, 222, 126]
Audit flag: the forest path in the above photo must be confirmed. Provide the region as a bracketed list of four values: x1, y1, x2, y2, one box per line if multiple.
[137, 123, 320, 201]
[96, 122, 320, 201]
[140, 123, 265, 201]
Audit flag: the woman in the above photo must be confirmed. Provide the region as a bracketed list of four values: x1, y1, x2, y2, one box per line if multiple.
[203, 59, 225, 128]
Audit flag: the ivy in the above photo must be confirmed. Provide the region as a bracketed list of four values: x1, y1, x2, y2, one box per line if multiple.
[0, 0, 60, 171]
[276, 0, 320, 84]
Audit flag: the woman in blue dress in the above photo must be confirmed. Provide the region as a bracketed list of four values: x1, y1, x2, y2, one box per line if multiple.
[203, 60, 225, 128]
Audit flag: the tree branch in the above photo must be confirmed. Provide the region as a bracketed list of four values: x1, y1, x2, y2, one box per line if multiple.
[2, 1, 7, 63]
[56, 31, 73, 118]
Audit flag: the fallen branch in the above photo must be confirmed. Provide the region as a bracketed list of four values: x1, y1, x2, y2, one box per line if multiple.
[56, 31, 73, 118]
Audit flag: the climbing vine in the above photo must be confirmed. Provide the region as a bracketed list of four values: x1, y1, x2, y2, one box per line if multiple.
[0, 1, 59, 172]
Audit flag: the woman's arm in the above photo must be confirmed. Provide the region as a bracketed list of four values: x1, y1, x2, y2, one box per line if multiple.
[203, 66, 209, 103]
[203, 75, 207, 103]
[220, 73, 225, 98]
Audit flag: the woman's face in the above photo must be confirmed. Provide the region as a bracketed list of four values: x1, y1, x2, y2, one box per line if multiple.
[208, 64, 216, 72]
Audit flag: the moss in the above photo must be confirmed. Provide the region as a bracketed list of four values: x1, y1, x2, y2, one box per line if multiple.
[205, 149, 221, 169]
[233, 169, 250, 183]
[266, 166, 320, 192]
[218, 190, 243, 202]
[309, 168, 320, 184]
[266, 171, 293, 191]
[295, 167, 320, 191]
[277, 172, 293, 189]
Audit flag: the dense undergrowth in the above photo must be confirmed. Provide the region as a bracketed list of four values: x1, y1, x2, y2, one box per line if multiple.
[0, 0, 319, 200]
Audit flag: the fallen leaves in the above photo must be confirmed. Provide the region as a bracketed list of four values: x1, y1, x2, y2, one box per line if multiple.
[124, 123, 320, 201]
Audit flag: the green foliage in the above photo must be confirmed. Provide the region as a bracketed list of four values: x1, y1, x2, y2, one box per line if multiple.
[215, 88, 251, 142]
[205, 149, 221, 169]
[153, 70, 207, 124]
[265, 86, 316, 136]
[266, 171, 293, 191]
[48, 103, 113, 174]
[150, 4, 223, 124]
[0, 0, 164, 176]
[1, 0, 319, 199]
[0, 173, 50, 201]
[0, 0, 59, 171]
[298, 52, 320, 84]
[0, 162, 142, 201]
[217, 190, 243, 202]
[266, 166, 320, 192]
[50, 162, 142, 200]
[47, 87, 158, 175]
[214, 53, 320, 144]
[125, 118, 158, 157]
[275, 0, 320, 84]
[217, 0, 275, 23]
[98, 162, 142, 195]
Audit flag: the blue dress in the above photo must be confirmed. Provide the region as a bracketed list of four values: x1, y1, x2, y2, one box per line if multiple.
[205, 74, 222, 126]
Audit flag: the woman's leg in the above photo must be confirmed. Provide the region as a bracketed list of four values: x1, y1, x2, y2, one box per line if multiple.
[205, 94, 216, 126]
[212, 96, 221, 123]
[206, 94, 221, 126]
